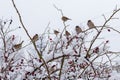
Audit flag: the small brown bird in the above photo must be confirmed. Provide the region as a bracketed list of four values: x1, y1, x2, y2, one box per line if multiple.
[75, 26, 82, 34]
[54, 30, 59, 36]
[13, 41, 24, 50]
[61, 16, 71, 22]
[32, 34, 38, 42]
[65, 30, 71, 36]
[87, 20, 95, 29]
[87, 20, 98, 32]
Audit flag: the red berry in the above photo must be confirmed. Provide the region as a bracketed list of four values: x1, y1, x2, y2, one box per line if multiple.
[108, 29, 110, 32]
[68, 61, 73, 64]
[11, 69, 14, 72]
[106, 40, 109, 43]
[49, 38, 52, 41]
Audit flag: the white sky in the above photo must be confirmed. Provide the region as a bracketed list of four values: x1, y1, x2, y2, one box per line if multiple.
[0, 0, 120, 51]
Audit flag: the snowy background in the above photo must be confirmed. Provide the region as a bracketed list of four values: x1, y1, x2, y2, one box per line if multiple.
[0, 0, 120, 51]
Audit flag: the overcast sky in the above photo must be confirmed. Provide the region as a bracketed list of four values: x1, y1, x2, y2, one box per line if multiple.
[0, 0, 120, 51]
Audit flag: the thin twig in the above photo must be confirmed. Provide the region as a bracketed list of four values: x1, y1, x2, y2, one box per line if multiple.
[53, 4, 63, 16]
[102, 14, 107, 21]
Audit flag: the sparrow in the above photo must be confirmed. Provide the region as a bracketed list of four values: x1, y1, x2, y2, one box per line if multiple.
[13, 41, 24, 50]
[75, 26, 82, 34]
[54, 30, 59, 36]
[61, 16, 71, 22]
[32, 34, 38, 42]
[87, 20, 98, 32]
[87, 20, 95, 29]
[65, 30, 71, 36]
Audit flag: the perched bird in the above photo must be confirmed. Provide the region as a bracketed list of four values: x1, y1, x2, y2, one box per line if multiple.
[61, 16, 71, 22]
[75, 26, 82, 34]
[13, 41, 24, 50]
[87, 20, 95, 29]
[65, 30, 71, 36]
[54, 30, 59, 36]
[87, 20, 98, 32]
[32, 34, 38, 42]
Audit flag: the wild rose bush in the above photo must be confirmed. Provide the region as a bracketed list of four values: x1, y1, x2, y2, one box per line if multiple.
[0, 0, 120, 79]
[0, 17, 119, 80]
